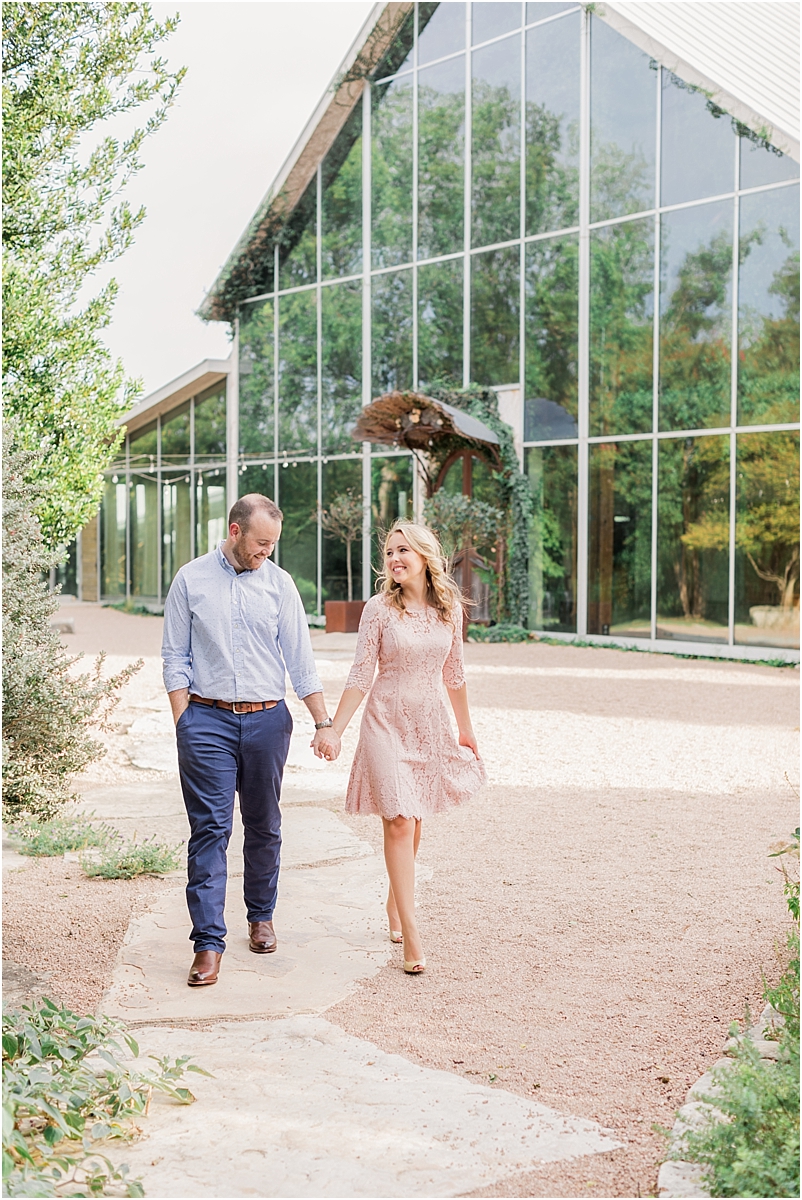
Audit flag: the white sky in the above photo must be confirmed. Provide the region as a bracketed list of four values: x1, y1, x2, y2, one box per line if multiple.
[99, 1, 373, 398]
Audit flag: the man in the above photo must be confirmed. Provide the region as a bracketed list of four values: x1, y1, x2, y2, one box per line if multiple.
[162, 494, 341, 987]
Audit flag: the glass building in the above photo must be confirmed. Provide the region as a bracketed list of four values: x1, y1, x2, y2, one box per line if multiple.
[94, 2, 800, 658]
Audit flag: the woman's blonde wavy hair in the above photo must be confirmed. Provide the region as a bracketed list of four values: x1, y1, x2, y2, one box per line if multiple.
[378, 520, 463, 625]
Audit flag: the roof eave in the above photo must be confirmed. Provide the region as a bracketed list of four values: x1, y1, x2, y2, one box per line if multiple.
[600, 2, 800, 160]
[199, 2, 414, 323]
[121, 358, 231, 434]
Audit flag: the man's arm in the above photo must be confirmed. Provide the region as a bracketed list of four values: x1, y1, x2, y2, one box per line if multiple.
[162, 573, 193, 725]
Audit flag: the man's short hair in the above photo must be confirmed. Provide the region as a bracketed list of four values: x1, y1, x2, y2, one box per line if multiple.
[228, 494, 283, 532]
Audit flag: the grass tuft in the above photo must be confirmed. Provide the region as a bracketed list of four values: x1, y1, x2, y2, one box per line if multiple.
[80, 836, 182, 880]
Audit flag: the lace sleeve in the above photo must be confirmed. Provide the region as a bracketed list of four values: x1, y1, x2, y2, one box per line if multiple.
[345, 597, 382, 693]
[442, 612, 466, 690]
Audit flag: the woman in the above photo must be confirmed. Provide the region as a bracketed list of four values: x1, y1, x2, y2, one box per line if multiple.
[328, 521, 486, 975]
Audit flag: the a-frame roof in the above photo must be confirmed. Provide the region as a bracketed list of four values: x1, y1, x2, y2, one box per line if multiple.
[201, 0, 799, 324]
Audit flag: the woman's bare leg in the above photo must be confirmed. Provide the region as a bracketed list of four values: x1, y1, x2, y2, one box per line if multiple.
[386, 819, 421, 931]
[382, 816, 423, 962]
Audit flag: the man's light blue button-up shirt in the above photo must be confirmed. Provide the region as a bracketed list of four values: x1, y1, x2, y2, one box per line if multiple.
[162, 544, 322, 702]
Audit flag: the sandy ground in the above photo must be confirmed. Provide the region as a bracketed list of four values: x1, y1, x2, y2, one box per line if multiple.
[4, 603, 799, 1198]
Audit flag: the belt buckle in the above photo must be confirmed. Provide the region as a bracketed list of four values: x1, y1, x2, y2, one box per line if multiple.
[232, 701, 251, 714]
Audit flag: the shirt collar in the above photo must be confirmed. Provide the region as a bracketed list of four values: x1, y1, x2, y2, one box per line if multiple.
[216, 542, 238, 576]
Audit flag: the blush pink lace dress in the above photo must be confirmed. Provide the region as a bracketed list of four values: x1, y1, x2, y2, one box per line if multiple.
[344, 593, 487, 819]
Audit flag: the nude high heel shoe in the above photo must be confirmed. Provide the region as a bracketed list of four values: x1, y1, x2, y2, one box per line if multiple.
[389, 929, 403, 943]
[403, 957, 426, 974]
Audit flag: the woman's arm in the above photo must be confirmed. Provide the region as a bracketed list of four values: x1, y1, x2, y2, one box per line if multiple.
[332, 686, 367, 737]
[447, 684, 480, 758]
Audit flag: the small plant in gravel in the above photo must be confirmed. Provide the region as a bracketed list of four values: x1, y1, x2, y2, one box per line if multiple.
[7, 812, 114, 858]
[673, 831, 800, 1198]
[2, 997, 210, 1197]
[80, 836, 182, 880]
[467, 623, 539, 643]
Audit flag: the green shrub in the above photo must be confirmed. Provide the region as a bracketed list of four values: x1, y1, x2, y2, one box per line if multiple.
[2, 997, 209, 1197]
[674, 831, 800, 1198]
[80, 837, 182, 880]
[468, 623, 538, 643]
[8, 812, 114, 857]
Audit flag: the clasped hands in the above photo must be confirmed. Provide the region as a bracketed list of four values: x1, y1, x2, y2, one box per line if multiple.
[311, 726, 341, 762]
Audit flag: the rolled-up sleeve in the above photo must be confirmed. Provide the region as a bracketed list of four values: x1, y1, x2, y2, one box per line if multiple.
[162, 572, 193, 693]
[277, 577, 322, 700]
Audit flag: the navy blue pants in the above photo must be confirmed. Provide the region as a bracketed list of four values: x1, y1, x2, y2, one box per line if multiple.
[175, 700, 293, 953]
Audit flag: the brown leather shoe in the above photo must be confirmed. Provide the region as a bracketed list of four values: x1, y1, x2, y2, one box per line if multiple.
[249, 920, 277, 954]
[187, 950, 222, 987]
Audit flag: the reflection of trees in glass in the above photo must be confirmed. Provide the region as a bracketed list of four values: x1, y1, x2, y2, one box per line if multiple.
[525, 234, 578, 430]
[278, 183, 316, 289]
[194, 390, 226, 460]
[162, 474, 191, 592]
[370, 454, 414, 580]
[471, 38, 520, 247]
[161, 402, 190, 463]
[322, 282, 361, 452]
[372, 77, 413, 268]
[372, 269, 412, 394]
[738, 187, 800, 425]
[669, 429, 802, 629]
[321, 111, 362, 280]
[278, 291, 317, 455]
[130, 477, 158, 596]
[418, 258, 463, 389]
[471, 246, 519, 385]
[418, 58, 464, 259]
[588, 440, 651, 634]
[589, 16, 655, 222]
[277, 461, 317, 611]
[526, 444, 577, 631]
[657, 436, 728, 635]
[101, 480, 127, 596]
[525, 12, 579, 234]
[659, 205, 732, 431]
[589, 219, 653, 436]
[239, 300, 274, 458]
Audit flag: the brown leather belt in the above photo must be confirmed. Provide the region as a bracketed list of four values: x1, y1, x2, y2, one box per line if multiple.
[190, 694, 279, 715]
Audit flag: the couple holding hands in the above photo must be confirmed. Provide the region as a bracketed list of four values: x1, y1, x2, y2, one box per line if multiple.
[162, 494, 486, 986]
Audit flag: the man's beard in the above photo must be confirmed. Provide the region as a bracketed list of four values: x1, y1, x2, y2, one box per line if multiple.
[231, 538, 257, 570]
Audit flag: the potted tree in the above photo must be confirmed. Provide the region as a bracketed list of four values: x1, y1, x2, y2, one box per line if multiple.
[320, 490, 365, 632]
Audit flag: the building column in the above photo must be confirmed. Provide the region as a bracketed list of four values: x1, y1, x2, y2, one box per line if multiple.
[226, 319, 240, 516]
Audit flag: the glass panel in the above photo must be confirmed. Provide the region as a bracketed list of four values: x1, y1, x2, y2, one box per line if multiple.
[471, 245, 520, 385]
[588, 440, 651, 637]
[129, 473, 158, 597]
[657, 435, 729, 643]
[56, 541, 78, 597]
[419, 1, 465, 65]
[322, 280, 362, 453]
[740, 136, 800, 189]
[660, 73, 734, 208]
[738, 185, 800, 425]
[160, 402, 190, 465]
[278, 290, 318, 455]
[590, 16, 656, 222]
[734, 431, 799, 649]
[372, 76, 413, 269]
[526, 11, 580, 234]
[659, 199, 732, 431]
[239, 300, 275, 459]
[278, 182, 316, 289]
[374, 8, 414, 78]
[372, 268, 413, 394]
[193, 388, 227, 461]
[526, 444, 577, 631]
[238, 462, 276, 502]
[371, 453, 415, 579]
[418, 257, 464, 389]
[321, 111, 362, 280]
[418, 55, 465, 259]
[162, 472, 192, 593]
[589, 217, 654, 436]
[322, 458, 363, 602]
[472, 2, 520, 44]
[472, 34, 521, 247]
[128, 422, 157, 467]
[276, 460, 318, 613]
[525, 232, 578, 439]
[527, 2, 577, 22]
[195, 469, 227, 557]
[101, 478, 127, 597]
